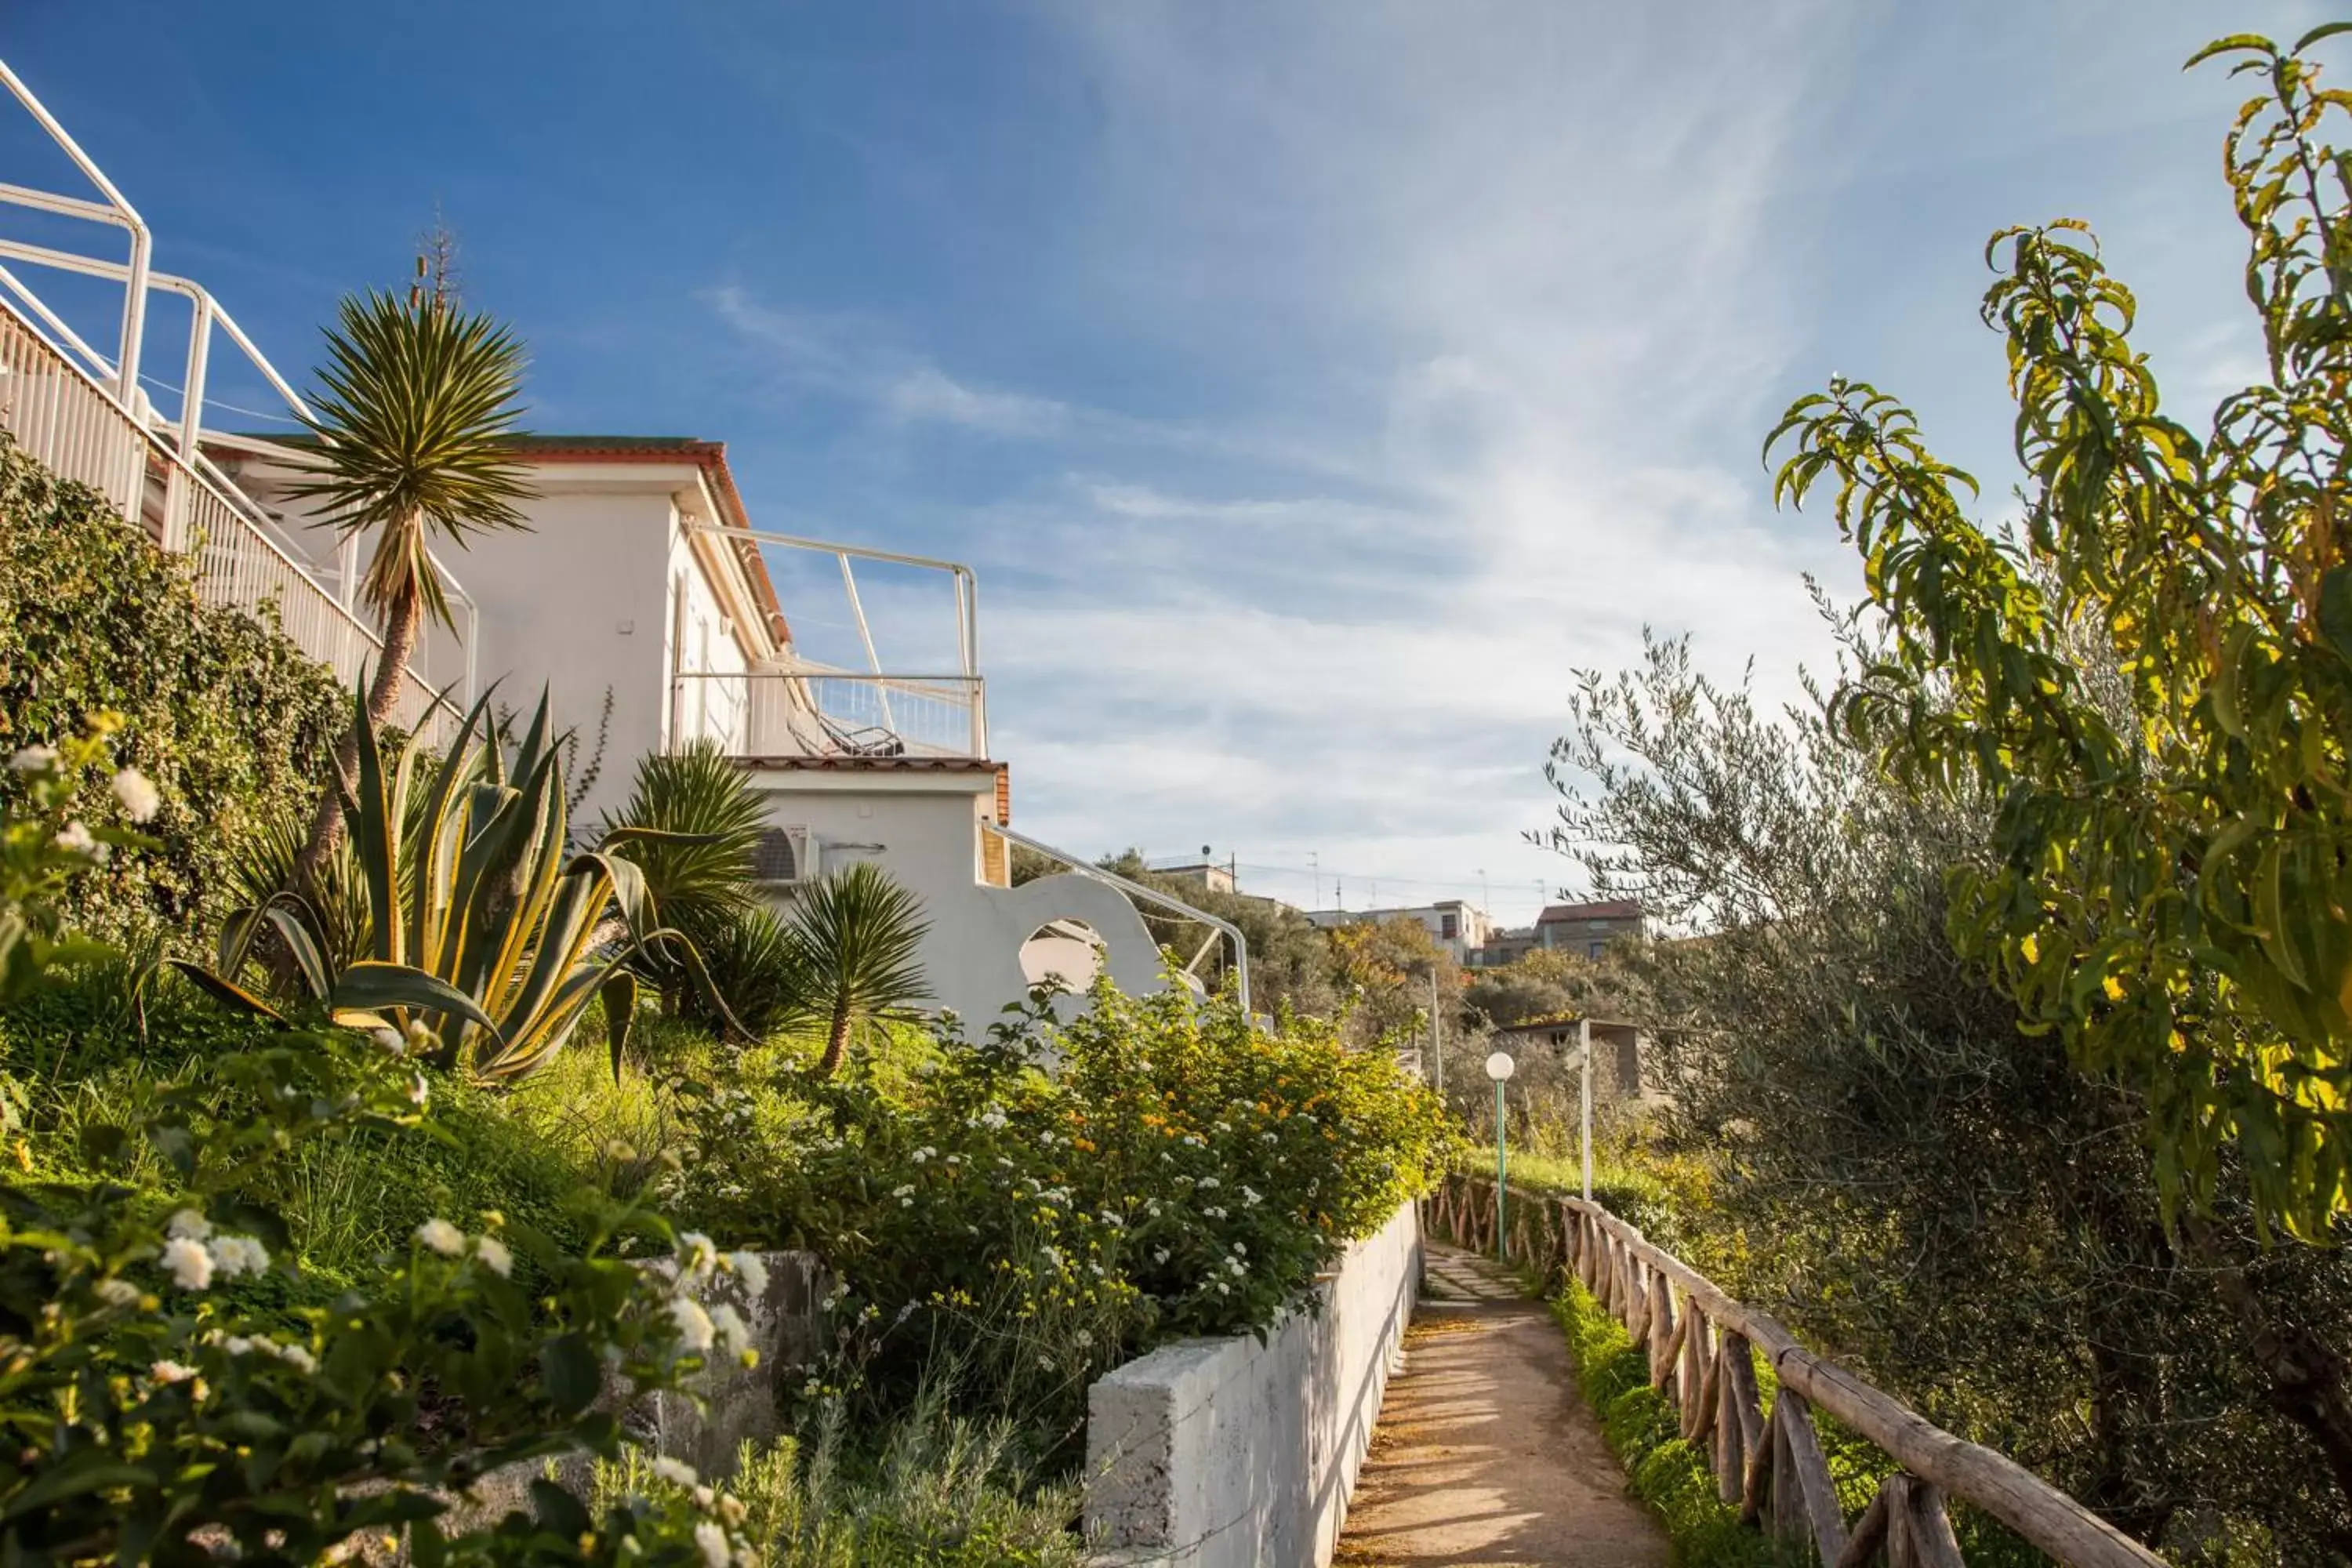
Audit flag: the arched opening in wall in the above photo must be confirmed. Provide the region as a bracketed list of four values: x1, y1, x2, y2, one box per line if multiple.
[1021, 919, 1105, 993]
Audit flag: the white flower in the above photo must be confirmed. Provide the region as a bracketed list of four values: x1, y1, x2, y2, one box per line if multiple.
[1216, 1282, 1231, 1296]
[406, 1072, 430, 1107]
[53, 821, 106, 861]
[670, 1296, 717, 1353]
[211, 1235, 269, 1277]
[677, 1232, 719, 1282]
[165, 1208, 212, 1241]
[694, 1520, 729, 1568]
[728, 1251, 769, 1296]
[151, 1359, 198, 1384]
[911, 1146, 935, 1163]
[710, 1303, 751, 1359]
[1153, 1249, 1170, 1265]
[473, 1236, 514, 1278]
[7, 745, 57, 773]
[1073, 1329, 1092, 1347]
[111, 768, 161, 822]
[1205, 1207, 1228, 1220]
[370, 1027, 406, 1056]
[891, 1184, 915, 1199]
[161, 1236, 212, 1290]
[1232, 1242, 1247, 1255]
[276, 1343, 318, 1374]
[654, 1455, 700, 1489]
[978, 1108, 1007, 1131]
[1226, 1258, 1247, 1277]
[1198, 1178, 1220, 1190]
[1242, 1186, 1262, 1208]
[415, 1218, 466, 1257]
[95, 1278, 141, 1308]
[694, 1483, 717, 1511]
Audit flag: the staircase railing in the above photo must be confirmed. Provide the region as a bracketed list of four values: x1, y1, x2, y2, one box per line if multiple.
[0, 292, 453, 743]
[1425, 1173, 2167, 1568]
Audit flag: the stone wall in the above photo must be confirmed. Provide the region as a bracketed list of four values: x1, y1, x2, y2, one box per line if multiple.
[1082, 1203, 1421, 1568]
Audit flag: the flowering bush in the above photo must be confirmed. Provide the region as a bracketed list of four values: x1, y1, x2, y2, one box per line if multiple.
[0, 737, 768, 1565]
[670, 983, 1453, 1444]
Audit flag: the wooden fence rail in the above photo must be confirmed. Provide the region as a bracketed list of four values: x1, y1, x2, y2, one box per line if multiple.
[1422, 1173, 2167, 1568]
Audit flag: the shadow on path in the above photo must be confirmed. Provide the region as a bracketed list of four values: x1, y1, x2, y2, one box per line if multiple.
[1334, 1244, 1668, 1568]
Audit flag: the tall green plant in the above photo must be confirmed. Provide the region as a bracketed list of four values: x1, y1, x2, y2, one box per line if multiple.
[786, 863, 931, 1078]
[602, 741, 767, 924]
[1767, 25, 2352, 1238]
[289, 281, 535, 879]
[194, 686, 724, 1081]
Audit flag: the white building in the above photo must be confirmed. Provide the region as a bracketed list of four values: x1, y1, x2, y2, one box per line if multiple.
[0, 65, 1219, 1029]
[1305, 899, 1495, 964]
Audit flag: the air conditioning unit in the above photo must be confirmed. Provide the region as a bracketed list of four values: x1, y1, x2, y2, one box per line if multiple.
[753, 824, 818, 887]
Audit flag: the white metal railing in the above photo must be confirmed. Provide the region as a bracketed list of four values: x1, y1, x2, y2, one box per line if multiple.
[677, 521, 985, 759]
[672, 669, 984, 760]
[0, 294, 454, 742]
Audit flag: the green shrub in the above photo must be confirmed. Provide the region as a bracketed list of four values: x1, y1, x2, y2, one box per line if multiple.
[0, 433, 343, 949]
[594, 1398, 1089, 1567]
[669, 983, 1454, 1452]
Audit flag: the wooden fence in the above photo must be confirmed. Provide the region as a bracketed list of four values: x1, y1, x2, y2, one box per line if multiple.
[1424, 1173, 2168, 1568]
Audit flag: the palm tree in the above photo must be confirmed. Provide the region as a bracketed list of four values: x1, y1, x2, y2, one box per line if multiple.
[786, 862, 931, 1077]
[602, 741, 769, 1013]
[291, 282, 533, 877]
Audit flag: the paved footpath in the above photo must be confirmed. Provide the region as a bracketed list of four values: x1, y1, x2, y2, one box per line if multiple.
[1334, 1244, 1669, 1568]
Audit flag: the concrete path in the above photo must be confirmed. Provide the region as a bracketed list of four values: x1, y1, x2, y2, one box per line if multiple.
[1334, 1244, 1669, 1568]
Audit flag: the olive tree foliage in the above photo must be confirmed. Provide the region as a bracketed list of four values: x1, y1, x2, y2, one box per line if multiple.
[1546, 631, 2352, 1558]
[1768, 27, 2352, 1240]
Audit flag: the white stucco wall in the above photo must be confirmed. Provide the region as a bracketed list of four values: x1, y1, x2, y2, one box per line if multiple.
[746, 770, 1168, 1027]
[1083, 1202, 1422, 1568]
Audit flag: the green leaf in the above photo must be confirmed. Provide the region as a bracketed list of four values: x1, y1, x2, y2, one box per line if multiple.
[539, 1331, 601, 1415]
[2317, 565, 2352, 668]
[601, 970, 639, 1084]
[531, 1477, 592, 1538]
[165, 960, 288, 1024]
[2294, 20, 2352, 53]
[328, 960, 504, 1046]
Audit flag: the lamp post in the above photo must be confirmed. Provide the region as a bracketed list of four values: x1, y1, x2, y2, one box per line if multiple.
[1485, 1050, 1515, 1260]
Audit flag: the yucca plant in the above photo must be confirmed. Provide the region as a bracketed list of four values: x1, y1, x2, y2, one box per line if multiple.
[601, 742, 768, 1017]
[784, 862, 931, 1078]
[289, 281, 535, 880]
[185, 684, 727, 1081]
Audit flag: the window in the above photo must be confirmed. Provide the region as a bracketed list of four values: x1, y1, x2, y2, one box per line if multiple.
[1440, 913, 1458, 939]
[1589, 942, 1606, 959]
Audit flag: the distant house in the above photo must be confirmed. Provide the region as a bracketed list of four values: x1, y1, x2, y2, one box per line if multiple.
[1305, 898, 1495, 964]
[1468, 898, 1644, 967]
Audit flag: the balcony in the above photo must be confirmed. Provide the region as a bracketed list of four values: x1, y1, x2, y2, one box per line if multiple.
[673, 666, 985, 761]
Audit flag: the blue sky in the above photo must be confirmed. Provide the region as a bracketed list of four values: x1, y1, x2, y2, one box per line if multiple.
[1, 2, 2324, 923]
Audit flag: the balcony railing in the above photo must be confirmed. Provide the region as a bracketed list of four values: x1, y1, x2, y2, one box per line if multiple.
[0, 293, 455, 743]
[672, 669, 985, 760]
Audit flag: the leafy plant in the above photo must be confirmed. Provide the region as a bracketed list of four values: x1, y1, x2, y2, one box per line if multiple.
[1766, 23, 2352, 1239]
[787, 863, 931, 1078]
[191, 685, 726, 1081]
[288, 280, 535, 877]
[603, 741, 768, 928]
[0, 432, 344, 950]
[0, 728, 765, 1566]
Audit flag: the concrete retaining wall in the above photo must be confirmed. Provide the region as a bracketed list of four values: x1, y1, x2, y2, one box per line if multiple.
[1083, 1203, 1421, 1567]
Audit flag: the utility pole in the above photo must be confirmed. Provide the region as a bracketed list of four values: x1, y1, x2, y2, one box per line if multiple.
[1429, 966, 1443, 1100]
[1579, 1017, 1593, 1200]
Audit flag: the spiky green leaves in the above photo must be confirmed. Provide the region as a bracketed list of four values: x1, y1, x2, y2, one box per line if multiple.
[286, 289, 533, 631]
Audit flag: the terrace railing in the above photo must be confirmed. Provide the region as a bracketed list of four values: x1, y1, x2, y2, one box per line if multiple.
[1425, 1173, 2169, 1568]
[0, 292, 454, 743]
[673, 668, 985, 760]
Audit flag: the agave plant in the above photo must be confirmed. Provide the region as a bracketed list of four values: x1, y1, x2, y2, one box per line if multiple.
[601, 742, 768, 1017]
[183, 682, 726, 1081]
